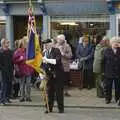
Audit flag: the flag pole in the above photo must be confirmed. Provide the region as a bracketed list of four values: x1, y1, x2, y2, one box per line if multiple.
[29, 0, 32, 8]
[27, 0, 49, 113]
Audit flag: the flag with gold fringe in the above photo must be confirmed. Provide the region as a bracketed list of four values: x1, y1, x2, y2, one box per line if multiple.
[26, 0, 49, 113]
[26, 7, 42, 73]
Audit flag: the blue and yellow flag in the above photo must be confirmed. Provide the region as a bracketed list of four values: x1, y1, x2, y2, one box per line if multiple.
[26, 7, 42, 73]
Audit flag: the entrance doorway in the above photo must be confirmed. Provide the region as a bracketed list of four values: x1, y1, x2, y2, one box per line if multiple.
[13, 16, 43, 41]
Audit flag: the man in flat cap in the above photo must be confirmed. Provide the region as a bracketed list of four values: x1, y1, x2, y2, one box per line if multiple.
[42, 39, 64, 113]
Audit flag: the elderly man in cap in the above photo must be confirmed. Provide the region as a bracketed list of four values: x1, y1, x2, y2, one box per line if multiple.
[42, 39, 64, 113]
[103, 36, 120, 105]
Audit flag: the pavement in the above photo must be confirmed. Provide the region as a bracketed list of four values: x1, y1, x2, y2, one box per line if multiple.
[0, 107, 120, 120]
[6, 88, 120, 109]
[1, 88, 120, 120]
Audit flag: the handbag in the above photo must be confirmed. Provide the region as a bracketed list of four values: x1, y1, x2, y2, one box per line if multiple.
[78, 60, 83, 70]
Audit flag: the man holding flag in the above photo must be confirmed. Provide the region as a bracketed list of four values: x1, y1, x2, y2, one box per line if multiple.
[42, 39, 64, 113]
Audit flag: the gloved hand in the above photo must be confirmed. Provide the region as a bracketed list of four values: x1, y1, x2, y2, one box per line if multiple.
[80, 57, 87, 61]
[42, 57, 56, 65]
[42, 57, 47, 63]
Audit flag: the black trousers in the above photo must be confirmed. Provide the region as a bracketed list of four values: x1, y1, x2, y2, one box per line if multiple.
[64, 72, 70, 86]
[83, 69, 94, 88]
[13, 83, 20, 98]
[47, 79, 64, 112]
[6, 80, 12, 99]
[104, 77, 120, 101]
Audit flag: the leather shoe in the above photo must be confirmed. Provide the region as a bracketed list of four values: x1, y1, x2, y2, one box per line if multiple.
[44, 110, 48, 114]
[118, 100, 120, 106]
[59, 109, 64, 113]
[105, 100, 111, 104]
[115, 98, 119, 103]
[26, 98, 32, 102]
[20, 99, 25, 102]
[44, 109, 52, 114]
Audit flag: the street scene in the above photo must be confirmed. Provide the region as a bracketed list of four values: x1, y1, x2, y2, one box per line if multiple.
[1, 0, 120, 120]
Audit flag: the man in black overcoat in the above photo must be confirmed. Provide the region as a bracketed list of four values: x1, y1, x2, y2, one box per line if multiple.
[103, 37, 120, 105]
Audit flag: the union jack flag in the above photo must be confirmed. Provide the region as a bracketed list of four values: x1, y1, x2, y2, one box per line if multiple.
[26, 7, 43, 73]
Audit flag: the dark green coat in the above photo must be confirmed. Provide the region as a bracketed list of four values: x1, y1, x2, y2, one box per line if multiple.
[93, 44, 107, 74]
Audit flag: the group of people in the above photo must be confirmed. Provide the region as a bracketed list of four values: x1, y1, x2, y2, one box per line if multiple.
[0, 37, 34, 105]
[76, 35, 120, 106]
[0, 33, 120, 113]
[0, 34, 72, 114]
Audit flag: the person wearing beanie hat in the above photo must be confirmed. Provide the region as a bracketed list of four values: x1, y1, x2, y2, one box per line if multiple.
[93, 36, 109, 98]
[56, 34, 72, 97]
[103, 36, 120, 105]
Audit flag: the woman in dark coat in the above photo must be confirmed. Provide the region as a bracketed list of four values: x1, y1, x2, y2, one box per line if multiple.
[76, 36, 94, 89]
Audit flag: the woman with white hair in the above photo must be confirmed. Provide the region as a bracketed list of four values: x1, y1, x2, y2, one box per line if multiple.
[56, 34, 72, 96]
[103, 36, 120, 105]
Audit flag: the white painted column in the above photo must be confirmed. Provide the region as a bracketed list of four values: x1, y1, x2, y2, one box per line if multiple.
[43, 15, 51, 40]
[109, 14, 117, 37]
[5, 15, 14, 48]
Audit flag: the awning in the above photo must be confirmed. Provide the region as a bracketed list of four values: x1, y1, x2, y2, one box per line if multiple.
[44, 0, 109, 16]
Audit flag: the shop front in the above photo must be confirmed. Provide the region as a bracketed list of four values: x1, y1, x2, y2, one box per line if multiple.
[107, 0, 120, 37]
[44, 0, 110, 46]
[0, 0, 48, 47]
[0, 16, 6, 41]
[0, 0, 111, 87]
[50, 16, 109, 47]
[45, 0, 110, 87]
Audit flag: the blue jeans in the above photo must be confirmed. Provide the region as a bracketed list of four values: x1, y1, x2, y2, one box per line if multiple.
[20, 76, 31, 100]
[0, 81, 8, 103]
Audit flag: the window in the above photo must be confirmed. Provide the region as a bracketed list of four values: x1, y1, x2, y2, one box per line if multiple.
[0, 23, 5, 41]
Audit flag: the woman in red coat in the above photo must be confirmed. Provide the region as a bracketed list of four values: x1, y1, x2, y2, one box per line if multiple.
[13, 37, 34, 102]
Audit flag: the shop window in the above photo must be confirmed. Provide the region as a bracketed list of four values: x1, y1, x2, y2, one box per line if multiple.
[0, 23, 5, 41]
[50, 21, 109, 47]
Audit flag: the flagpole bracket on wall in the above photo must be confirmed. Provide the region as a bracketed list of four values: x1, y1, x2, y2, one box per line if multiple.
[39, 3, 47, 15]
[1, 3, 10, 16]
